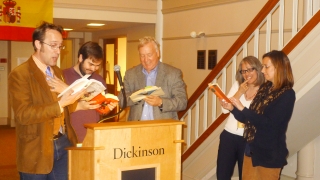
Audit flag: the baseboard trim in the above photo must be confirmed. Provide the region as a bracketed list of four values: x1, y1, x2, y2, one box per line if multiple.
[0, 117, 15, 127]
[0, 117, 8, 125]
[280, 174, 296, 180]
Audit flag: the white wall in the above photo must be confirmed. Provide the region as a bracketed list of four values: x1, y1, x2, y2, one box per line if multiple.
[315, 137, 320, 179]
[282, 153, 297, 178]
[282, 137, 320, 179]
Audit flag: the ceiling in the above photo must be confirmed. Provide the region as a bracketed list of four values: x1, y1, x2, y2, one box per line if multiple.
[53, 18, 150, 32]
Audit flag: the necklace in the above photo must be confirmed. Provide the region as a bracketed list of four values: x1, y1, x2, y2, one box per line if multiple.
[245, 90, 258, 100]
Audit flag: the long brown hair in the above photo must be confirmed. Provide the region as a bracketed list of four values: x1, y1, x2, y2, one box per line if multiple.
[262, 50, 294, 90]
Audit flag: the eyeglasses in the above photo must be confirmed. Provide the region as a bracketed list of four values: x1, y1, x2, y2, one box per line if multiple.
[239, 67, 256, 74]
[41, 41, 65, 50]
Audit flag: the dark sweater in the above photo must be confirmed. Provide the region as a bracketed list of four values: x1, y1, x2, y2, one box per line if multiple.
[231, 88, 295, 168]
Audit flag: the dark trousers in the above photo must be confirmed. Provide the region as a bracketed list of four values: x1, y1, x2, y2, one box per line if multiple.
[217, 130, 246, 180]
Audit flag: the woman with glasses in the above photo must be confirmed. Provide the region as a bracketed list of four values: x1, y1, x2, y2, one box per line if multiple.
[221, 50, 295, 180]
[217, 56, 264, 180]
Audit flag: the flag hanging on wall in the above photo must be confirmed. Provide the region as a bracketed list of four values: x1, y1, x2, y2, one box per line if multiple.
[0, 0, 53, 41]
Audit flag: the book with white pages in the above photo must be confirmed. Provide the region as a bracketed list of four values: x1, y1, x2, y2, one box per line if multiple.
[129, 86, 165, 103]
[57, 74, 106, 101]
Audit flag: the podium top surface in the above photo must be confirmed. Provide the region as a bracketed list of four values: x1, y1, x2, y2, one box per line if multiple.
[84, 119, 185, 130]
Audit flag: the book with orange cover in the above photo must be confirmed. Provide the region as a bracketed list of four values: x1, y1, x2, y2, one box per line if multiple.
[57, 75, 118, 114]
[208, 83, 231, 103]
[91, 92, 119, 115]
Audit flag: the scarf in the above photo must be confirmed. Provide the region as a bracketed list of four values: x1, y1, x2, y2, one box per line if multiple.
[243, 81, 291, 143]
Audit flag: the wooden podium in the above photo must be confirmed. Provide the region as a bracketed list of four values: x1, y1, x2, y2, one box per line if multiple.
[67, 120, 185, 180]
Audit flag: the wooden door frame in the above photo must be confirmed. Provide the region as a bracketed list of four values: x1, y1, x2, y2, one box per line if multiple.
[103, 38, 118, 95]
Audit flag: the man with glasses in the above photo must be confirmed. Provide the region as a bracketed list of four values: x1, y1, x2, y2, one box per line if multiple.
[8, 21, 85, 180]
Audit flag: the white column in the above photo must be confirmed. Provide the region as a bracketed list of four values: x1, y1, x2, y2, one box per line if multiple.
[303, 0, 313, 23]
[296, 141, 315, 180]
[156, 0, 163, 62]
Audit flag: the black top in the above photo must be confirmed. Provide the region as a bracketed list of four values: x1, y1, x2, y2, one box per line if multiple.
[231, 84, 295, 168]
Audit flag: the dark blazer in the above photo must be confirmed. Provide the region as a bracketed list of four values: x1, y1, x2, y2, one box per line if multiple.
[119, 62, 187, 121]
[8, 56, 77, 174]
[231, 87, 295, 168]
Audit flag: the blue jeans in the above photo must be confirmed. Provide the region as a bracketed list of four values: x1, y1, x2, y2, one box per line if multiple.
[19, 134, 71, 180]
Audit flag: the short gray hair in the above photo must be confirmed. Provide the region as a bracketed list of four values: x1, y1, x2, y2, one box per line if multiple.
[138, 36, 160, 53]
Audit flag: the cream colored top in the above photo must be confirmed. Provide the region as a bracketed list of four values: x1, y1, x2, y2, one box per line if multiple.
[222, 81, 252, 136]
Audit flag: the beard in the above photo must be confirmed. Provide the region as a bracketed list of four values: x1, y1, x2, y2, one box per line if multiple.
[79, 60, 87, 76]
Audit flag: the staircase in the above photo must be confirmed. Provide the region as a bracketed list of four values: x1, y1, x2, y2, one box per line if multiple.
[179, 0, 320, 179]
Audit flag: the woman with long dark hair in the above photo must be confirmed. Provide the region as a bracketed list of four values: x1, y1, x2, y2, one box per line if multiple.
[221, 50, 295, 180]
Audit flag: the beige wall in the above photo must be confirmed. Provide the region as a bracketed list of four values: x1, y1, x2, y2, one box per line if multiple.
[162, 0, 267, 96]
[11, 42, 33, 69]
[54, 0, 157, 13]
[118, 37, 127, 91]
[92, 24, 156, 70]
[0, 41, 9, 124]
[53, 0, 157, 25]
[0, 41, 33, 125]
[10, 42, 34, 125]
[163, 0, 251, 10]
[60, 39, 74, 70]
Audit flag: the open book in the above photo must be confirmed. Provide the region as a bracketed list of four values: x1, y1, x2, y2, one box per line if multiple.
[129, 86, 165, 103]
[91, 92, 119, 114]
[58, 74, 106, 101]
[208, 83, 231, 103]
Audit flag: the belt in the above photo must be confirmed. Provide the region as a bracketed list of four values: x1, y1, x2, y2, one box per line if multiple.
[53, 132, 64, 140]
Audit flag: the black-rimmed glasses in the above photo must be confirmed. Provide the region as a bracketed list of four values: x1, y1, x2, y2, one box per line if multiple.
[239, 67, 256, 74]
[41, 41, 65, 50]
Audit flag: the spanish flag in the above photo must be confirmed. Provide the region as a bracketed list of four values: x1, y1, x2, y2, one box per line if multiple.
[0, 0, 53, 41]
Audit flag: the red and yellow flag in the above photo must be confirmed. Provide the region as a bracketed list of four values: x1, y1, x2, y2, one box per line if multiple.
[0, 0, 53, 41]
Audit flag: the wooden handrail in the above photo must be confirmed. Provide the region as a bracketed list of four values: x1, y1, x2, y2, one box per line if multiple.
[180, 1, 320, 163]
[179, 0, 279, 162]
[178, 0, 279, 119]
[181, 113, 229, 162]
[283, 10, 320, 54]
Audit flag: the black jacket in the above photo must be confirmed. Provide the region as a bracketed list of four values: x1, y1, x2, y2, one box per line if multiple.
[231, 87, 295, 168]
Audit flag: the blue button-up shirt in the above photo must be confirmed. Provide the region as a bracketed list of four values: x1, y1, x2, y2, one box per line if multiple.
[140, 66, 158, 120]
